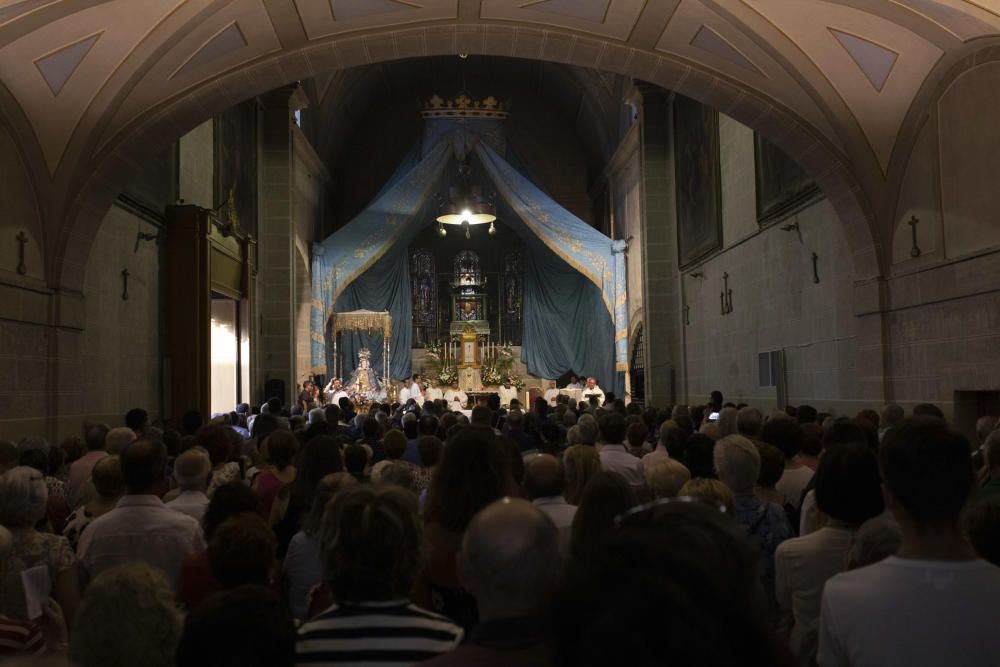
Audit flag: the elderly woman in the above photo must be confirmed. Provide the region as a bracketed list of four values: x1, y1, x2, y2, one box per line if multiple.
[0, 466, 79, 629]
[69, 563, 182, 667]
[563, 444, 601, 506]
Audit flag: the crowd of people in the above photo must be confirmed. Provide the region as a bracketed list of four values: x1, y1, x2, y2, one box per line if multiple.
[0, 390, 999, 666]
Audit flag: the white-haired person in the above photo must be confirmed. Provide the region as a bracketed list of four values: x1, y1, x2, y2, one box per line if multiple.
[714, 435, 792, 618]
[69, 563, 182, 667]
[0, 467, 79, 630]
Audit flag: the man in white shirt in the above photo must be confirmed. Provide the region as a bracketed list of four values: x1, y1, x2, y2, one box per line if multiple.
[408, 374, 424, 404]
[498, 380, 518, 408]
[78, 439, 204, 588]
[818, 418, 1000, 667]
[165, 448, 211, 523]
[324, 378, 348, 406]
[425, 378, 443, 403]
[565, 375, 582, 390]
[581, 377, 605, 406]
[543, 380, 559, 408]
[524, 454, 577, 556]
[596, 413, 643, 487]
[444, 382, 467, 412]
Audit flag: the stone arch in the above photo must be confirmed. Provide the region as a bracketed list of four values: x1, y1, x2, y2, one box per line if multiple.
[57, 24, 878, 293]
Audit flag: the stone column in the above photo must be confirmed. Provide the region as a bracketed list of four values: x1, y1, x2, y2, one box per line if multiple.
[637, 83, 682, 406]
[257, 86, 297, 406]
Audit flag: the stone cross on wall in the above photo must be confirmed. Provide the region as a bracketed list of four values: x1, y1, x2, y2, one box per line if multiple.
[908, 216, 921, 258]
[15, 231, 27, 275]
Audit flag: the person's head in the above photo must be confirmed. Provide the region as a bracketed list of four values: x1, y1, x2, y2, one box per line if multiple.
[69, 563, 182, 667]
[984, 430, 1000, 472]
[800, 422, 823, 458]
[84, 424, 110, 452]
[682, 433, 717, 479]
[302, 473, 357, 537]
[713, 435, 760, 495]
[976, 416, 998, 446]
[120, 439, 167, 495]
[709, 390, 724, 410]
[626, 421, 648, 449]
[173, 447, 212, 493]
[855, 409, 880, 431]
[418, 414, 439, 437]
[175, 585, 296, 667]
[202, 482, 263, 542]
[965, 498, 1000, 566]
[570, 471, 638, 562]
[0, 466, 47, 528]
[424, 428, 513, 533]
[505, 409, 524, 431]
[657, 420, 686, 459]
[880, 417, 973, 530]
[376, 462, 417, 493]
[880, 403, 905, 431]
[343, 443, 368, 478]
[524, 453, 565, 499]
[646, 459, 691, 499]
[459, 498, 559, 619]
[266, 397, 282, 415]
[401, 412, 419, 439]
[848, 516, 901, 569]
[796, 404, 818, 424]
[320, 485, 423, 602]
[759, 418, 804, 461]
[91, 455, 125, 501]
[470, 405, 492, 427]
[263, 431, 299, 470]
[105, 427, 137, 455]
[754, 443, 785, 490]
[678, 478, 736, 515]
[736, 407, 763, 438]
[307, 408, 326, 426]
[575, 418, 599, 446]
[124, 408, 149, 434]
[382, 429, 406, 460]
[912, 403, 945, 421]
[822, 420, 874, 451]
[291, 435, 346, 512]
[417, 435, 443, 468]
[814, 442, 884, 525]
[208, 513, 277, 589]
[716, 407, 739, 438]
[181, 410, 204, 436]
[194, 424, 233, 468]
[563, 444, 602, 505]
[555, 501, 783, 667]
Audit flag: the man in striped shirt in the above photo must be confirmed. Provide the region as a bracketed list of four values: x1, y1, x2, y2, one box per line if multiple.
[296, 485, 463, 666]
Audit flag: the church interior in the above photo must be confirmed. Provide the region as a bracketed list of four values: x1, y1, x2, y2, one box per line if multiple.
[3, 2, 1000, 666]
[2, 0, 999, 441]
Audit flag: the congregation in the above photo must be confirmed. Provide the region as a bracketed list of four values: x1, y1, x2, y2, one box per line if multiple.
[1, 391, 999, 667]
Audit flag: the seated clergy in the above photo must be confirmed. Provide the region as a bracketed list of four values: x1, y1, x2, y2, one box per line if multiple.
[498, 381, 519, 409]
[444, 383, 467, 412]
[565, 375, 582, 390]
[426, 378, 444, 403]
[581, 377, 605, 405]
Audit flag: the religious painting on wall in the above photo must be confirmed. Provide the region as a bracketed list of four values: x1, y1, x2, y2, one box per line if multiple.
[673, 95, 722, 267]
[215, 100, 258, 236]
[754, 133, 822, 225]
[411, 248, 436, 346]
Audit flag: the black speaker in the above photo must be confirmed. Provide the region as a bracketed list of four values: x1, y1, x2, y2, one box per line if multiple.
[264, 379, 285, 406]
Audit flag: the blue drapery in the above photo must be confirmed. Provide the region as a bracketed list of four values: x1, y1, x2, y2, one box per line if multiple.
[311, 120, 627, 393]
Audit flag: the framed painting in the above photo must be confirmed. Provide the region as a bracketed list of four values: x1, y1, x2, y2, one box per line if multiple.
[673, 95, 722, 267]
[215, 100, 259, 236]
[754, 133, 822, 225]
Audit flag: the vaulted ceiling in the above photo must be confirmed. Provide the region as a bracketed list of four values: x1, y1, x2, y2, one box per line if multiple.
[2, 0, 999, 289]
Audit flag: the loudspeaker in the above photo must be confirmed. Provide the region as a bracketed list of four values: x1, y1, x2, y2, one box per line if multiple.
[264, 379, 285, 406]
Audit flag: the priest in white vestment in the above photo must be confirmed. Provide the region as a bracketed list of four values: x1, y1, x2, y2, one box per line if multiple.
[544, 380, 560, 407]
[566, 375, 582, 390]
[444, 383, 467, 411]
[426, 378, 443, 402]
[498, 381, 519, 408]
[408, 375, 424, 404]
[581, 377, 605, 405]
[398, 383, 411, 405]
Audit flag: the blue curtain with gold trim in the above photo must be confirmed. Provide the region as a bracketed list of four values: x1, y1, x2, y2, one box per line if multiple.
[311, 121, 627, 395]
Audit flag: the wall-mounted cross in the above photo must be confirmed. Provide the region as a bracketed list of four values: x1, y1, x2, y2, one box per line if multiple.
[15, 231, 27, 275]
[684, 303, 691, 326]
[907, 216, 921, 258]
[720, 272, 733, 315]
[121, 268, 129, 301]
[812, 252, 820, 284]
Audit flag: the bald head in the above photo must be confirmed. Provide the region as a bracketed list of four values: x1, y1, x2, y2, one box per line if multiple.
[174, 448, 212, 491]
[459, 498, 559, 620]
[524, 454, 565, 499]
[977, 416, 998, 445]
[121, 439, 167, 494]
